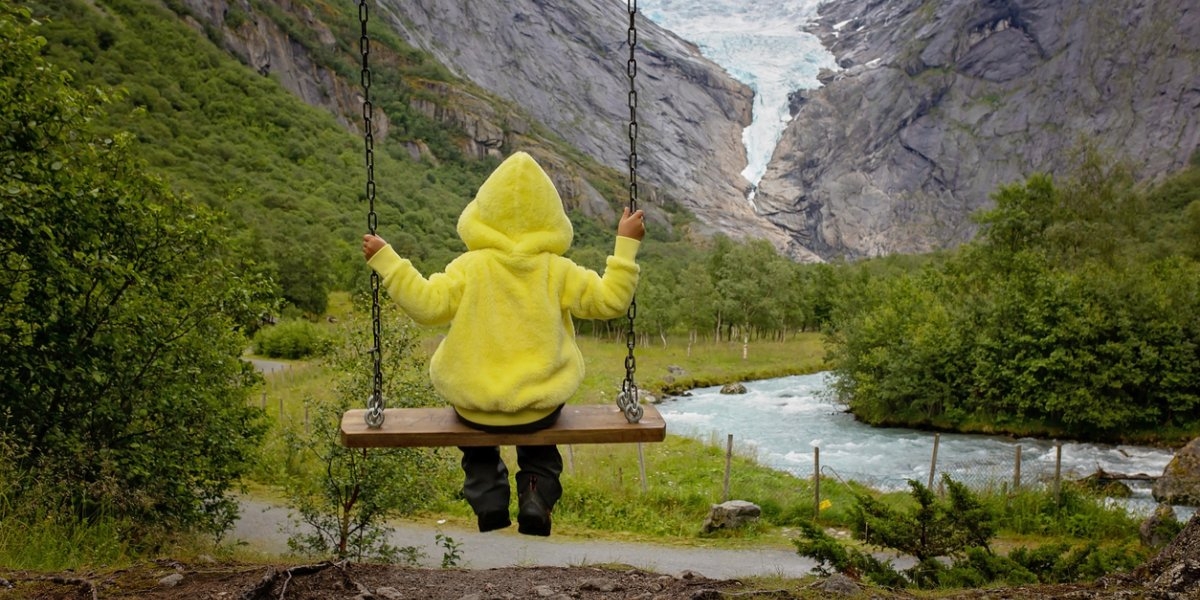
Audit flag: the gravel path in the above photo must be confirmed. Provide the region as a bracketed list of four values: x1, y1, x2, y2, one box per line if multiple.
[245, 358, 290, 374]
[232, 498, 822, 580]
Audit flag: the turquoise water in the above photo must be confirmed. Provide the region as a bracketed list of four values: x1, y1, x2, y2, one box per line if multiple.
[658, 373, 1193, 519]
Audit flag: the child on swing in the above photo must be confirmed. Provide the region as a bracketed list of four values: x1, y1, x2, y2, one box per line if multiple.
[362, 151, 645, 536]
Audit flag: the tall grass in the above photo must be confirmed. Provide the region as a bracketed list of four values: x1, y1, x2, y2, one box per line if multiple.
[0, 511, 131, 571]
[0, 460, 132, 570]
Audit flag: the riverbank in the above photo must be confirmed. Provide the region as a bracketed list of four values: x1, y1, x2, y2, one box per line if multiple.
[579, 334, 1196, 449]
[254, 332, 1192, 543]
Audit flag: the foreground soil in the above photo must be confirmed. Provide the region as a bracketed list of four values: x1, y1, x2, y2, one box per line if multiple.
[4, 514, 1197, 599]
[0, 559, 1195, 600]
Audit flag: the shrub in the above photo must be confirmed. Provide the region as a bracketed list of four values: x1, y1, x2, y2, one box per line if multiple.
[1, 6, 270, 540]
[254, 319, 331, 359]
[795, 475, 1147, 589]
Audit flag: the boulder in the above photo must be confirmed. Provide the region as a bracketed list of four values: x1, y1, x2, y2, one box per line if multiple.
[1154, 438, 1200, 506]
[701, 500, 761, 533]
[813, 573, 861, 596]
[1140, 504, 1182, 549]
[1122, 512, 1200, 597]
[720, 383, 747, 394]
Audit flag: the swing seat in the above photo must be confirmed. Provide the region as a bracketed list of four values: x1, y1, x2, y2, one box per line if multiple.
[340, 403, 666, 448]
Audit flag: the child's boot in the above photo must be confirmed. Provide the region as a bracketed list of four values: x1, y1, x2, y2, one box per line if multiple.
[460, 446, 511, 532]
[515, 445, 562, 536]
[517, 475, 552, 536]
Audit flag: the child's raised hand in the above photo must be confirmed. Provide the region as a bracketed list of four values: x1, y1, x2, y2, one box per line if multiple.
[362, 234, 387, 260]
[617, 208, 645, 241]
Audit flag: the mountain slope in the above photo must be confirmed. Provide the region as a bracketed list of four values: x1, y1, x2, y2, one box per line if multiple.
[372, 0, 797, 252]
[757, 0, 1200, 260]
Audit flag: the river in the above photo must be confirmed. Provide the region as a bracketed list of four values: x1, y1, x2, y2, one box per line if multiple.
[657, 373, 1195, 520]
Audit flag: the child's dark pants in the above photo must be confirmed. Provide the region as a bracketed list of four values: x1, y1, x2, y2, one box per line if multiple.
[456, 406, 564, 534]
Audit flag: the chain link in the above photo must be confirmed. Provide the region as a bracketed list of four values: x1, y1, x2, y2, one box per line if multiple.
[360, 0, 384, 429]
[617, 0, 643, 424]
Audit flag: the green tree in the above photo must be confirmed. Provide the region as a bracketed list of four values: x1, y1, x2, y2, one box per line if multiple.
[635, 268, 679, 346]
[0, 6, 271, 536]
[283, 309, 453, 561]
[676, 261, 717, 341]
[799, 476, 1035, 590]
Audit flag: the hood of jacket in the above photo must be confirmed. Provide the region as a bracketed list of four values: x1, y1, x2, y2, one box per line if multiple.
[457, 152, 573, 255]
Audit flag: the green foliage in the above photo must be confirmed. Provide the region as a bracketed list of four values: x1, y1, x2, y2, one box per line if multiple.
[1009, 542, 1145, 584]
[1, 6, 271, 537]
[851, 476, 996, 564]
[796, 475, 1147, 589]
[993, 486, 1143, 540]
[793, 520, 908, 587]
[435, 532, 463, 568]
[280, 308, 456, 562]
[934, 547, 1037, 588]
[24, 0, 493, 315]
[0, 435, 132, 569]
[827, 154, 1200, 441]
[253, 319, 332, 359]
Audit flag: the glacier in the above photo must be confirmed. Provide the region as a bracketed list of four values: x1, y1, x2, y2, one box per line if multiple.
[641, 0, 838, 195]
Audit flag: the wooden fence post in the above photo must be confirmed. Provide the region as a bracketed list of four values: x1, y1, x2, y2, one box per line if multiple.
[723, 434, 733, 502]
[928, 433, 940, 490]
[1013, 445, 1022, 491]
[638, 442, 647, 493]
[1054, 441, 1063, 507]
[813, 446, 821, 522]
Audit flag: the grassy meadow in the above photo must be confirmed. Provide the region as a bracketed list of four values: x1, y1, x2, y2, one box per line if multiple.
[247, 302, 1146, 561]
[248, 298, 834, 548]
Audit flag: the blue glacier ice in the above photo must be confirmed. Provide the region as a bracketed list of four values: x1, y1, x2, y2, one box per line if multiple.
[641, 0, 837, 195]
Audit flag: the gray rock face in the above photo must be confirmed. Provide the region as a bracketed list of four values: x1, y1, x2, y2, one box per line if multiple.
[376, 0, 790, 249]
[757, 0, 1200, 260]
[173, 0, 776, 238]
[1126, 512, 1200, 598]
[174, 1, 1200, 262]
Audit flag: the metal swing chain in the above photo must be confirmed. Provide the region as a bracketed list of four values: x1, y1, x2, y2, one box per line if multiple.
[360, 0, 385, 429]
[617, 0, 643, 424]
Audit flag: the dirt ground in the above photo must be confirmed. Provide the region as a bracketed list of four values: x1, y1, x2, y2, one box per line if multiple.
[3, 514, 1197, 600]
[0, 561, 1121, 600]
[0, 560, 1191, 600]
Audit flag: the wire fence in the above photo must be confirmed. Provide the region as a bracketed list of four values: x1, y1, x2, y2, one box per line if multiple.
[698, 430, 1192, 521]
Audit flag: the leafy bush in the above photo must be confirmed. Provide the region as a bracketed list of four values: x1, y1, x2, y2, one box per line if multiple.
[1, 6, 270, 539]
[795, 475, 1148, 589]
[793, 520, 907, 587]
[254, 319, 331, 359]
[279, 309, 453, 562]
[1009, 542, 1146, 583]
[828, 160, 1200, 442]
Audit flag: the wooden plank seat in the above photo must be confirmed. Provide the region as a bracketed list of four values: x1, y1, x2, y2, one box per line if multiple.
[340, 403, 667, 448]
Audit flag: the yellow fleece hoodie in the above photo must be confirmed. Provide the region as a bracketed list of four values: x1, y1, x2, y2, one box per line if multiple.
[367, 152, 641, 426]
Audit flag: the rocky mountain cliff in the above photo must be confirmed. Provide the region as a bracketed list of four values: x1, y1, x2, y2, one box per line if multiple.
[373, 0, 792, 248]
[171, 0, 1200, 262]
[757, 0, 1200, 259]
[173, 0, 789, 248]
